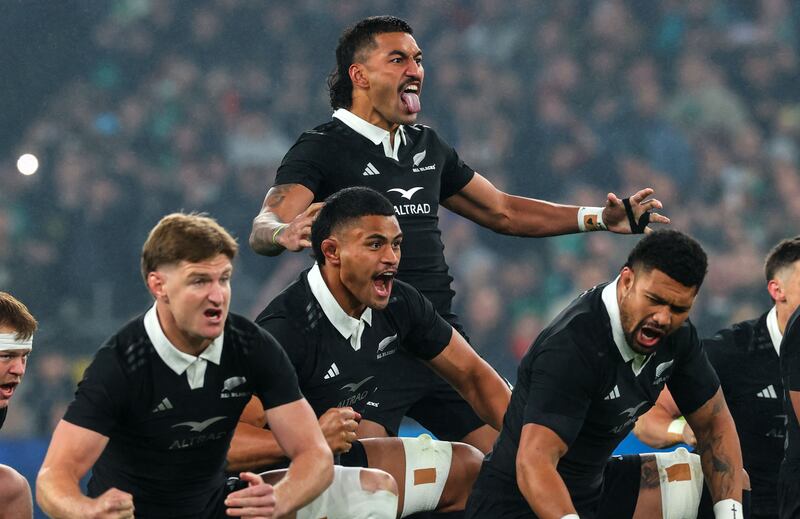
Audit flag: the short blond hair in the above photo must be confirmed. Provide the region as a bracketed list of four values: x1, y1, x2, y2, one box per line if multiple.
[141, 213, 238, 281]
[0, 292, 38, 341]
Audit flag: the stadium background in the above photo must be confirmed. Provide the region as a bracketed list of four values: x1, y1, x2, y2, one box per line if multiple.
[2, 1, 798, 516]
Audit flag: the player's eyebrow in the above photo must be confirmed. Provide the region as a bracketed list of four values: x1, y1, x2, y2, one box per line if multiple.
[388, 49, 422, 59]
[646, 292, 690, 313]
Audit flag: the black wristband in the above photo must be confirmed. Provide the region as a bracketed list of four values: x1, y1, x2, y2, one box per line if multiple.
[622, 198, 651, 234]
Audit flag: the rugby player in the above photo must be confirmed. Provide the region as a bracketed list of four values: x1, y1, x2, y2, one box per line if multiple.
[230, 187, 511, 517]
[636, 236, 800, 519]
[0, 292, 37, 519]
[36, 213, 334, 519]
[248, 15, 666, 457]
[465, 230, 745, 519]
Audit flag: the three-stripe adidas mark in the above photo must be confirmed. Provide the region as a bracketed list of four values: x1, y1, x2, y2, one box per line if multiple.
[757, 385, 778, 399]
[152, 397, 173, 413]
[363, 163, 381, 176]
[604, 385, 620, 400]
[324, 363, 340, 380]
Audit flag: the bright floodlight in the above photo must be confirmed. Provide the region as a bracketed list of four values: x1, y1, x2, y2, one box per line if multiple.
[17, 154, 39, 176]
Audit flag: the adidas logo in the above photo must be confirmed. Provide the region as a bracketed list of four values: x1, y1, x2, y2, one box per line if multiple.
[152, 397, 173, 413]
[324, 363, 340, 380]
[757, 385, 778, 399]
[363, 162, 381, 176]
[604, 385, 620, 400]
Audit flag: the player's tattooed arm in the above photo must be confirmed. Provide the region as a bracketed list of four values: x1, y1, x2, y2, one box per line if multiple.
[685, 389, 743, 503]
[250, 183, 319, 256]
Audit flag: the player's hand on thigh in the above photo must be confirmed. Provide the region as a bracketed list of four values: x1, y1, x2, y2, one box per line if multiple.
[89, 487, 134, 519]
[603, 188, 670, 234]
[277, 202, 324, 251]
[225, 472, 277, 518]
[318, 407, 361, 454]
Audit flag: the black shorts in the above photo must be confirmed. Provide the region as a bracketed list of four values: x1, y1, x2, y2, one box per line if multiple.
[778, 472, 800, 519]
[465, 455, 641, 519]
[361, 314, 485, 440]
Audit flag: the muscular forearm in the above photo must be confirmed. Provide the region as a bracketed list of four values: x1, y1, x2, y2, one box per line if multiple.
[692, 415, 743, 503]
[633, 406, 683, 449]
[501, 195, 580, 236]
[273, 448, 333, 516]
[249, 211, 287, 256]
[36, 469, 93, 519]
[517, 460, 576, 519]
[228, 422, 289, 472]
[462, 369, 511, 431]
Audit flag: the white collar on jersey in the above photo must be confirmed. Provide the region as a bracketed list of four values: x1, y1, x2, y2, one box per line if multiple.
[307, 263, 373, 351]
[766, 306, 782, 356]
[143, 303, 223, 390]
[601, 277, 653, 376]
[333, 108, 407, 161]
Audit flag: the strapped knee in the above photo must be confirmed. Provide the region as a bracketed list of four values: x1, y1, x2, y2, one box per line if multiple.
[400, 434, 453, 517]
[653, 448, 705, 519]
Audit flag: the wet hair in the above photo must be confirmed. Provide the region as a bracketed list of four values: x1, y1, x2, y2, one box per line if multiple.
[624, 230, 708, 289]
[311, 187, 396, 265]
[0, 292, 38, 341]
[328, 15, 414, 110]
[765, 236, 800, 281]
[141, 212, 238, 281]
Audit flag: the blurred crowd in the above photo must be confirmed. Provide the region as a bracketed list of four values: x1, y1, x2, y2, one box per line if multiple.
[3, 0, 800, 437]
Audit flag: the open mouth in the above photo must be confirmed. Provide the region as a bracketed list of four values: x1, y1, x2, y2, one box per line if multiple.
[0, 382, 18, 399]
[400, 83, 421, 114]
[373, 271, 396, 298]
[636, 324, 665, 349]
[204, 308, 223, 323]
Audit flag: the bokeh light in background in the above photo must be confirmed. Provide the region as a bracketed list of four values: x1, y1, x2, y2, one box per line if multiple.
[16, 153, 39, 176]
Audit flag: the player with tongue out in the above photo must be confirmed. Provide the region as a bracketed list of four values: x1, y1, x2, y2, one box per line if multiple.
[248, 14, 670, 469]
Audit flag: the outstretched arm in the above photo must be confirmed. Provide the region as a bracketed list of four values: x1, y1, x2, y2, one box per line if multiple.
[685, 388, 743, 506]
[442, 173, 669, 236]
[249, 183, 320, 256]
[427, 329, 512, 431]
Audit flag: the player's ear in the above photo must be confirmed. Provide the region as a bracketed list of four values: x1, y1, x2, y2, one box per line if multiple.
[321, 237, 341, 266]
[350, 63, 369, 89]
[619, 266, 635, 292]
[768, 278, 785, 303]
[147, 271, 168, 302]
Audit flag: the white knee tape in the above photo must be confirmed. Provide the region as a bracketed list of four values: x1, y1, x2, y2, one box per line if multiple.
[400, 434, 452, 517]
[653, 447, 705, 519]
[296, 465, 398, 519]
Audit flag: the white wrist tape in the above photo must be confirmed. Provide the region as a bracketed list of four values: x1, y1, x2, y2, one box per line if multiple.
[713, 499, 744, 519]
[561, 515, 580, 519]
[400, 434, 452, 517]
[577, 207, 607, 232]
[667, 417, 686, 435]
[0, 333, 32, 352]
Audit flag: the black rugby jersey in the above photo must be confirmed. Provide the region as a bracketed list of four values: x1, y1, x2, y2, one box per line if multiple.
[780, 306, 800, 480]
[704, 312, 784, 517]
[0, 406, 6, 430]
[255, 268, 453, 424]
[63, 312, 302, 519]
[473, 281, 719, 516]
[275, 116, 475, 314]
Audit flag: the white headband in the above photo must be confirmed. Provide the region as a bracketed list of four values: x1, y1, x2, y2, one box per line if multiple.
[0, 333, 32, 352]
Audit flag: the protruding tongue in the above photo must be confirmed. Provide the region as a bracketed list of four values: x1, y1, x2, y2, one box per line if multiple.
[401, 92, 421, 113]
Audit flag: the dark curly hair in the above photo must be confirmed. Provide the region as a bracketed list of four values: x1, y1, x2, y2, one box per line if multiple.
[765, 236, 800, 281]
[328, 16, 413, 110]
[624, 230, 708, 289]
[311, 187, 397, 265]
